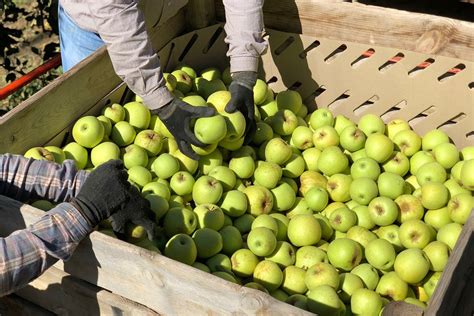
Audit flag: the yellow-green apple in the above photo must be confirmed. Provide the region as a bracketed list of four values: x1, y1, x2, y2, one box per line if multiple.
[193, 203, 224, 231]
[444, 178, 469, 197]
[365, 133, 394, 163]
[334, 114, 356, 135]
[395, 194, 424, 223]
[72, 116, 105, 148]
[245, 282, 268, 292]
[268, 109, 298, 136]
[290, 126, 314, 150]
[421, 182, 449, 209]
[282, 154, 305, 178]
[228, 156, 255, 179]
[350, 178, 378, 205]
[368, 196, 399, 227]
[296, 104, 308, 118]
[352, 205, 376, 230]
[97, 115, 112, 139]
[192, 228, 223, 258]
[378, 172, 405, 200]
[164, 233, 197, 265]
[265, 138, 293, 166]
[448, 192, 473, 224]
[423, 271, 441, 298]
[219, 225, 243, 255]
[351, 148, 367, 161]
[170, 171, 195, 195]
[393, 129, 422, 157]
[195, 78, 226, 99]
[247, 227, 277, 257]
[351, 288, 383, 316]
[365, 238, 396, 271]
[151, 153, 180, 179]
[24, 147, 54, 161]
[172, 149, 198, 174]
[288, 214, 322, 247]
[163, 207, 197, 237]
[172, 70, 193, 94]
[142, 181, 171, 199]
[200, 67, 221, 81]
[294, 246, 327, 270]
[177, 65, 197, 80]
[90, 142, 120, 167]
[461, 146, 474, 160]
[309, 108, 334, 130]
[192, 262, 210, 273]
[266, 241, 296, 267]
[285, 294, 308, 310]
[145, 193, 169, 220]
[432, 142, 459, 169]
[124, 101, 151, 129]
[350, 157, 380, 180]
[358, 113, 385, 135]
[340, 126, 366, 152]
[375, 271, 409, 300]
[375, 224, 403, 252]
[231, 248, 259, 277]
[169, 195, 185, 209]
[276, 90, 302, 114]
[163, 72, 177, 91]
[329, 207, 357, 232]
[423, 241, 450, 272]
[271, 181, 296, 211]
[182, 95, 207, 107]
[198, 149, 223, 175]
[134, 129, 163, 156]
[192, 175, 223, 205]
[304, 261, 339, 290]
[314, 214, 334, 240]
[233, 214, 255, 234]
[346, 226, 377, 249]
[382, 151, 410, 176]
[259, 100, 278, 119]
[252, 121, 273, 146]
[254, 161, 282, 189]
[270, 213, 289, 241]
[286, 197, 312, 218]
[410, 151, 435, 175]
[243, 185, 273, 216]
[127, 165, 151, 187]
[306, 285, 344, 316]
[422, 129, 450, 151]
[103, 103, 125, 124]
[317, 146, 349, 176]
[253, 79, 268, 105]
[312, 126, 339, 150]
[219, 190, 248, 217]
[253, 260, 283, 292]
[461, 159, 474, 190]
[437, 222, 462, 250]
[351, 263, 379, 290]
[326, 174, 352, 202]
[111, 121, 136, 146]
[399, 219, 433, 249]
[123, 144, 148, 169]
[305, 187, 329, 212]
[386, 119, 411, 140]
[43, 146, 65, 163]
[63, 142, 88, 169]
[339, 273, 364, 303]
[394, 248, 430, 284]
[208, 166, 236, 191]
[298, 171, 326, 196]
[251, 214, 279, 235]
[193, 115, 227, 145]
[282, 266, 307, 295]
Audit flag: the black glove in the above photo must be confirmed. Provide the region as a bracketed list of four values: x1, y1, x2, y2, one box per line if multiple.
[225, 71, 257, 144]
[71, 160, 156, 240]
[154, 98, 215, 160]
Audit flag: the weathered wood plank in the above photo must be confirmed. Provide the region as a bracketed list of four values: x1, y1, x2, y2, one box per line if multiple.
[0, 195, 311, 315]
[215, 0, 474, 61]
[15, 267, 158, 316]
[382, 301, 423, 316]
[0, 295, 53, 316]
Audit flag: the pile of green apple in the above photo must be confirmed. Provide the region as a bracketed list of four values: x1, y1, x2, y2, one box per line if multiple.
[24, 65, 474, 316]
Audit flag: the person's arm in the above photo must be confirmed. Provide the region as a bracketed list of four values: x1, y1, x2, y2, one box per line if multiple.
[0, 154, 88, 203]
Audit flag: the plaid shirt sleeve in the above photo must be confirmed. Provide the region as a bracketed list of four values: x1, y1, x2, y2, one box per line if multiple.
[0, 154, 93, 296]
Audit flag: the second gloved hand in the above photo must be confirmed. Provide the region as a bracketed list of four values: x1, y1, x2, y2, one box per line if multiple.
[153, 98, 215, 160]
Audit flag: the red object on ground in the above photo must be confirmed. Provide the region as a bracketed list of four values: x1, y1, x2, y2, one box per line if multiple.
[0, 54, 62, 101]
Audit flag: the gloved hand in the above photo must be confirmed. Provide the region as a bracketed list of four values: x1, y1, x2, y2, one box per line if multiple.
[225, 71, 257, 144]
[71, 160, 156, 240]
[154, 98, 215, 160]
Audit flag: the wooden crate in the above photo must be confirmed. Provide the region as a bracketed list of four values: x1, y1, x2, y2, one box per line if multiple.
[0, 0, 473, 315]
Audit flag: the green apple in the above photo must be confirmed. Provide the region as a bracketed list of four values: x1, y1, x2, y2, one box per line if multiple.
[163, 72, 177, 91]
[377, 172, 405, 200]
[314, 214, 334, 241]
[352, 205, 376, 229]
[309, 108, 334, 129]
[365, 238, 396, 271]
[231, 248, 259, 277]
[194, 115, 227, 145]
[339, 273, 364, 303]
[247, 227, 277, 256]
[305, 262, 340, 290]
[351, 263, 379, 290]
[170, 171, 195, 196]
[322, 201, 347, 218]
[327, 238, 362, 271]
[151, 153, 180, 179]
[350, 157, 380, 180]
[163, 207, 197, 237]
[312, 126, 339, 150]
[368, 197, 399, 226]
[375, 271, 408, 301]
[103, 103, 126, 124]
[282, 154, 305, 178]
[193, 204, 224, 231]
[386, 119, 411, 140]
[365, 133, 394, 163]
[268, 109, 298, 136]
[164, 233, 197, 265]
[421, 182, 449, 210]
[253, 161, 282, 189]
[265, 138, 293, 166]
[259, 100, 279, 119]
[245, 282, 268, 293]
[295, 246, 327, 270]
[271, 181, 296, 211]
[375, 224, 404, 252]
[346, 226, 377, 249]
[97, 115, 112, 139]
[306, 285, 344, 316]
[350, 177, 378, 205]
[206, 90, 230, 113]
[111, 121, 136, 147]
[124, 101, 150, 129]
[281, 266, 307, 295]
[251, 214, 279, 235]
[288, 214, 322, 247]
[351, 288, 383, 316]
[233, 214, 255, 234]
[128, 165, 152, 187]
[243, 185, 273, 216]
[63, 142, 88, 169]
[394, 248, 430, 284]
[302, 147, 321, 171]
[200, 67, 221, 81]
[145, 193, 169, 220]
[252, 121, 274, 146]
[290, 126, 314, 150]
[444, 178, 470, 197]
[270, 213, 289, 241]
[423, 271, 441, 298]
[192, 175, 223, 205]
[182, 94, 207, 107]
[90, 141, 120, 167]
[192, 228, 223, 258]
[195, 78, 227, 100]
[299, 170, 327, 196]
[461, 146, 474, 160]
[142, 181, 170, 199]
[329, 207, 357, 232]
[286, 197, 312, 218]
[72, 116, 105, 148]
[437, 222, 462, 250]
[410, 151, 435, 175]
[461, 159, 474, 190]
[206, 253, 232, 273]
[177, 65, 197, 80]
[219, 190, 248, 217]
[276, 90, 302, 114]
[219, 225, 243, 255]
[253, 260, 284, 292]
[44, 145, 66, 163]
[334, 114, 356, 135]
[416, 161, 447, 186]
[305, 187, 329, 212]
[192, 262, 211, 273]
[198, 149, 223, 175]
[285, 294, 308, 310]
[208, 166, 236, 191]
[326, 174, 352, 202]
[351, 148, 367, 161]
[134, 129, 163, 156]
[266, 241, 296, 268]
[423, 241, 450, 272]
[448, 192, 473, 224]
[340, 126, 366, 152]
[382, 151, 410, 177]
[432, 142, 459, 169]
[24, 147, 54, 161]
[422, 129, 450, 151]
[393, 129, 422, 157]
[229, 155, 255, 179]
[395, 194, 424, 223]
[317, 146, 349, 176]
[172, 70, 193, 94]
[252, 79, 268, 105]
[399, 219, 433, 249]
[123, 144, 148, 169]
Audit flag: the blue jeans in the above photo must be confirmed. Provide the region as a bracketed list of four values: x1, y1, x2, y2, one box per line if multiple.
[58, 5, 105, 72]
